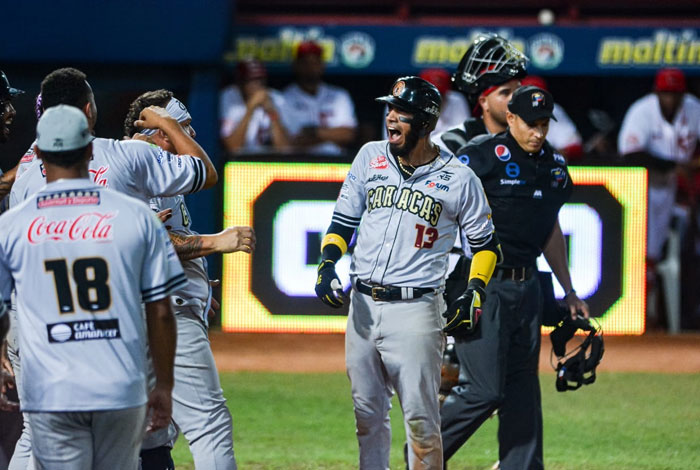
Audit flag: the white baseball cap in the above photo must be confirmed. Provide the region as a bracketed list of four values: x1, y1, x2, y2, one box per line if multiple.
[36, 104, 94, 152]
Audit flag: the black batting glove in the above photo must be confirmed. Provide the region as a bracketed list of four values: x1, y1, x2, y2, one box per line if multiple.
[443, 279, 486, 337]
[315, 260, 345, 308]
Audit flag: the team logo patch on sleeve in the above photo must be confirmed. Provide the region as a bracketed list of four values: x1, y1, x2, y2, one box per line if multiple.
[551, 167, 568, 187]
[20, 150, 35, 163]
[495, 145, 511, 161]
[370, 155, 388, 169]
[47, 319, 121, 343]
[37, 190, 101, 209]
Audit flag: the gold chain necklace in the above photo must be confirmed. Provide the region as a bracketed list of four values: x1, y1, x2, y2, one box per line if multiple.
[397, 146, 440, 175]
[397, 157, 416, 174]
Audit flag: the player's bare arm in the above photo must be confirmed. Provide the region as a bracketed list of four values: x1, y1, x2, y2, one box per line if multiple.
[0, 164, 17, 201]
[145, 297, 176, 432]
[135, 106, 218, 189]
[543, 220, 589, 319]
[168, 226, 256, 261]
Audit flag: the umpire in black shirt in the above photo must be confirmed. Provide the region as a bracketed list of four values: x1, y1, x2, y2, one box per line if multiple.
[440, 86, 589, 469]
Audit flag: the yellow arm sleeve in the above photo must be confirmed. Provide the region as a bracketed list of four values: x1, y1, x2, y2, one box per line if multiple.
[468, 249, 497, 285]
[321, 233, 348, 257]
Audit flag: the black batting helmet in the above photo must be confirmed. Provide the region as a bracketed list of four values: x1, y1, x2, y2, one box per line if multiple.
[376, 76, 442, 136]
[1, 70, 24, 102]
[453, 33, 528, 107]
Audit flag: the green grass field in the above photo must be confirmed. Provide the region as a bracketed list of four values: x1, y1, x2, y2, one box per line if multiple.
[172, 372, 699, 469]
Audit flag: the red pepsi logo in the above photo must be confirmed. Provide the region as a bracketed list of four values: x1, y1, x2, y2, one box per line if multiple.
[495, 145, 511, 162]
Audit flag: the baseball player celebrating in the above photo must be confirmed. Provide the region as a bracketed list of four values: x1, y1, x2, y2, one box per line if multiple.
[125, 89, 256, 470]
[0, 105, 184, 469]
[7, 67, 218, 470]
[314, 76, 500, 470]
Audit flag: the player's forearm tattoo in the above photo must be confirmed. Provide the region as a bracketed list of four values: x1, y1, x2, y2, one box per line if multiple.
[169, 232, 206, 261]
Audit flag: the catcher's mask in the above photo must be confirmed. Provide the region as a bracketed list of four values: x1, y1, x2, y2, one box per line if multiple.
[1, 70, 24, 103]
[376, 76, 442, 137]
[550, 315, 604, 392]
[452, 33, 528, 109]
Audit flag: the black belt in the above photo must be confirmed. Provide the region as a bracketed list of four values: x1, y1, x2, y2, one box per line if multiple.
[493, 266, 536, 282]
[355, 279, 435, 302]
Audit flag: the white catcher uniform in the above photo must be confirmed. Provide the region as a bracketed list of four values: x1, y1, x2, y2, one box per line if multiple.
[332, 141, 495, 469]
[7, 137, 208, 469]
[150, 195, 237, 470]
[618, 93, 700, 260]
[282, 82, 357, 155]
[0, 178, 186, 470]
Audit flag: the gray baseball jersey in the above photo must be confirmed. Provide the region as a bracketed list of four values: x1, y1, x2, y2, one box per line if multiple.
[150, 195, 210, 323]
[10, 137, 207, 207]
[149, 195, 237, 469]
[0, 179, 185, 412]
[334, 141, 495, 288]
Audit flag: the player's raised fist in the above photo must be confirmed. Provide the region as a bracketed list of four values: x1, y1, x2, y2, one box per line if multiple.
[443, 279, 486, 337]
[315, 260, 345, 308]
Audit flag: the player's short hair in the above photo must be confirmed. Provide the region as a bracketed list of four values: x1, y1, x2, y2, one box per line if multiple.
[40, 68, 91, 110]
[39, 146, 91, 169]
[123, 89, 174, 137]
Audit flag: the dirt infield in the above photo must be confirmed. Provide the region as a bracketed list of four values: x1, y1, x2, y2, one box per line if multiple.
[210, 331, 700, 374]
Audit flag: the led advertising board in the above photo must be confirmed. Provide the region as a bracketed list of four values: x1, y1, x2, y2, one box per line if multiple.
[222, 162, 646, 335]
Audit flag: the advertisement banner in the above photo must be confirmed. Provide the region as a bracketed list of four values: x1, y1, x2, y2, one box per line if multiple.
[226, 25, 700, 75]
[221, 161, 647, 335]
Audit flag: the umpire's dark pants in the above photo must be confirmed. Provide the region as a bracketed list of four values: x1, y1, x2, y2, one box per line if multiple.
[440, 272, 544, 470]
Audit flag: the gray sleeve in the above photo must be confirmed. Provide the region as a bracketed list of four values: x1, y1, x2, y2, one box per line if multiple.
[458, 167, 495, 250]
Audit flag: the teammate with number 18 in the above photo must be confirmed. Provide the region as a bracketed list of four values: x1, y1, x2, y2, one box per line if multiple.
[314, 76, 501, 469]
[0, 105, 183, 469]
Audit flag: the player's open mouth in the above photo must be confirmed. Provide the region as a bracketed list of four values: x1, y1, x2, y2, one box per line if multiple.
[387, 126, 402, 144]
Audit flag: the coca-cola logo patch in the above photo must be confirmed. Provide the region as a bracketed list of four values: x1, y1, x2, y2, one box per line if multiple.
[27, 211, 117, 244]
[370, 155, 388, 170]
[37, 190, 101, 209]
[89, 165, 110, 187]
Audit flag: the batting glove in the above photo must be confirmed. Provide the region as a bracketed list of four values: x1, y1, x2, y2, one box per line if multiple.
[315, 260, 345, 308]
[443, 279, 486, 337]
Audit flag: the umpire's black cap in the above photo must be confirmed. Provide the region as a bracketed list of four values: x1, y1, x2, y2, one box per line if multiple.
[1, 70, 24, 101]
[508, 85, 557, 124]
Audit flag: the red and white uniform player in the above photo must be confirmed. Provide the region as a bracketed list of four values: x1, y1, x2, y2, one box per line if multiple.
[618, 68, 700, 261]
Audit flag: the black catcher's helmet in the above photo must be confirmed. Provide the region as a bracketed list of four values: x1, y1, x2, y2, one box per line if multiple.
[0, 70, 24, 102]
[453, 33, 528, 107]
[376, 76, 442, 136]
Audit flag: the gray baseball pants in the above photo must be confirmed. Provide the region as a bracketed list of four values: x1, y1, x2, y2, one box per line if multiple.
[346, 288, 445, 470]
[171, 308, 236, 470]
[30, 406, 146, 470]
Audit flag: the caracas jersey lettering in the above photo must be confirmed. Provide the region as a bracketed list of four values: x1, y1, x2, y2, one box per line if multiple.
[366, 185, 443, 226]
